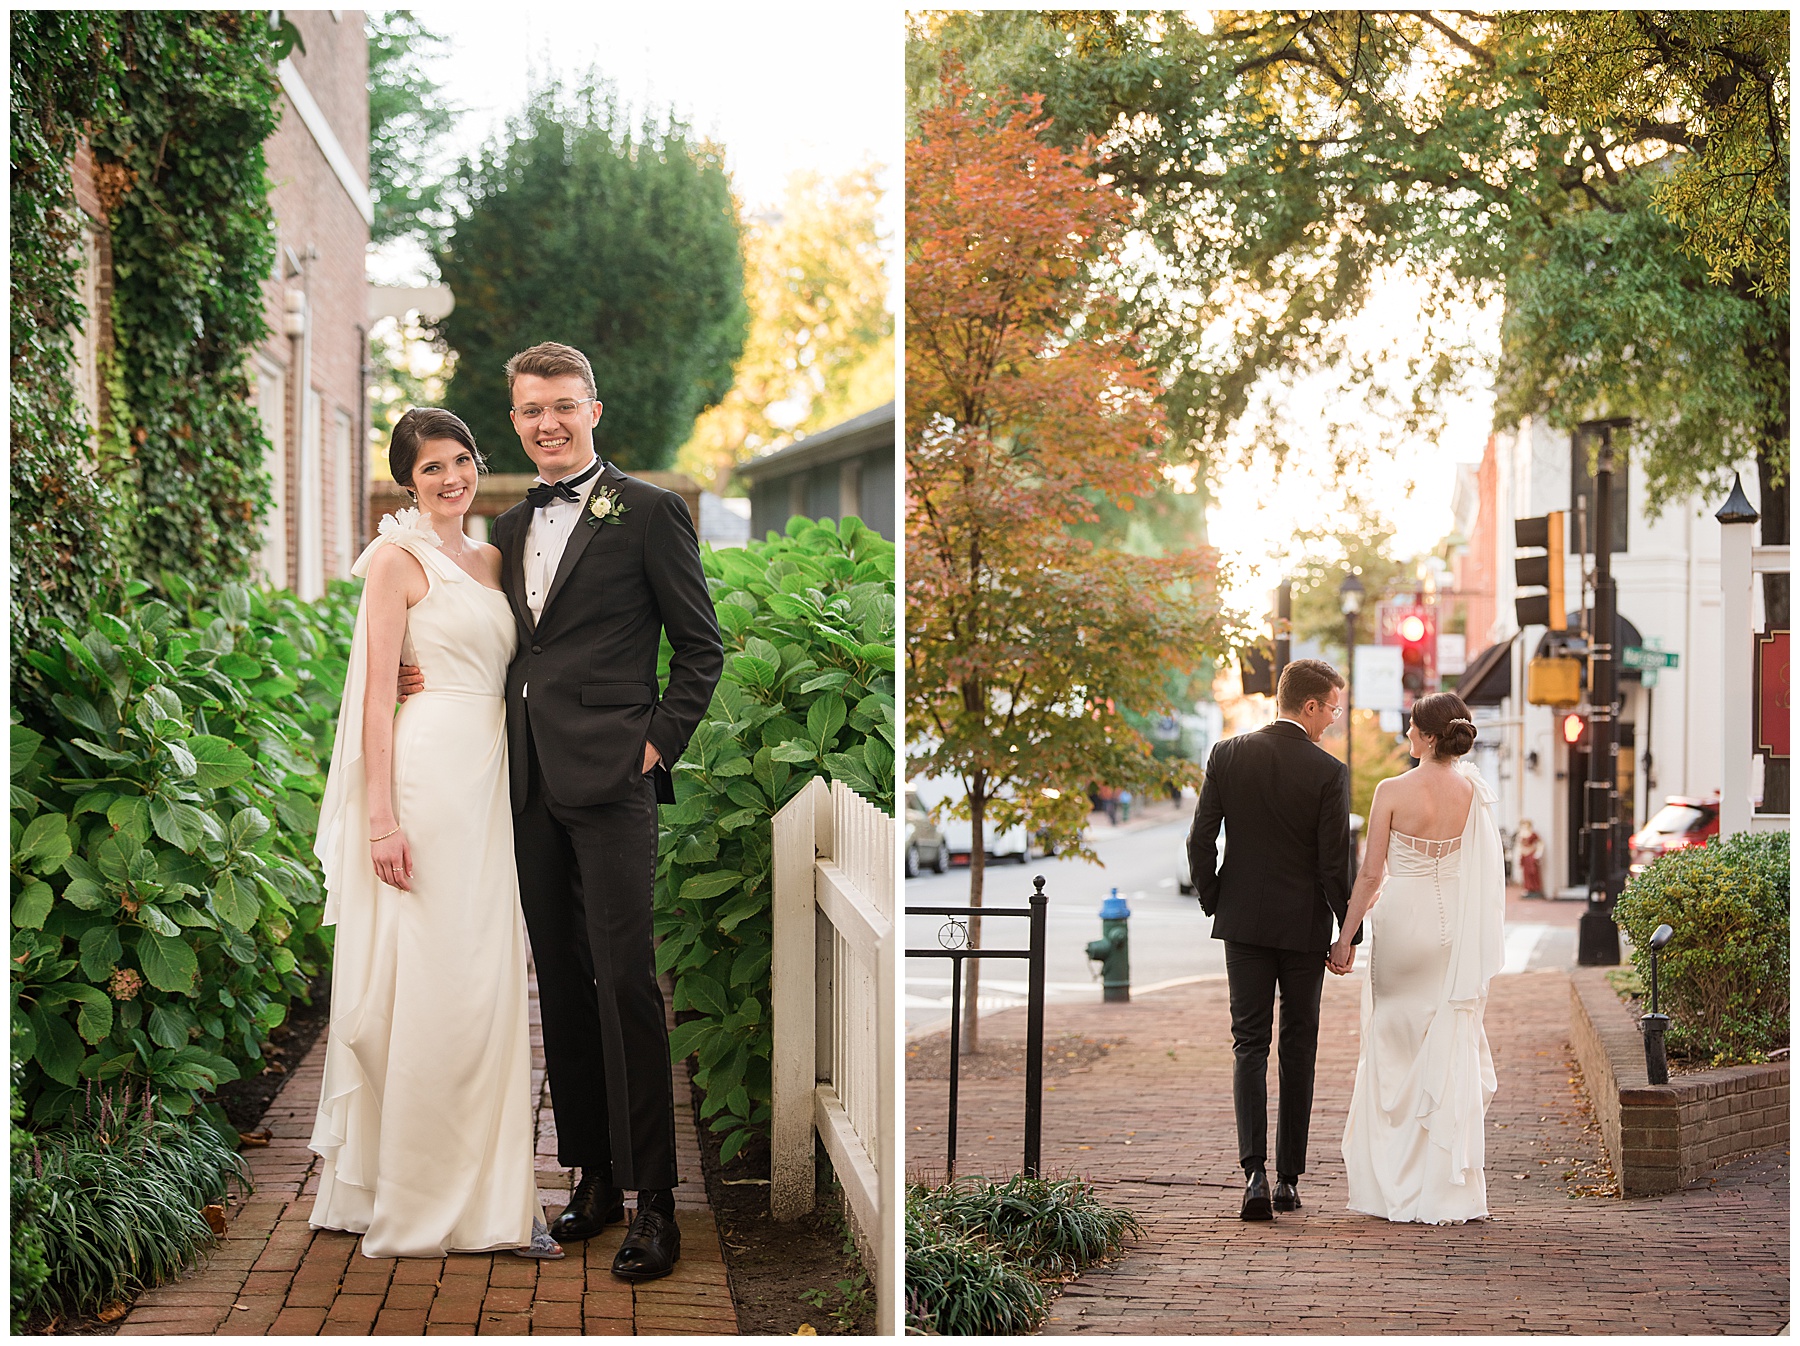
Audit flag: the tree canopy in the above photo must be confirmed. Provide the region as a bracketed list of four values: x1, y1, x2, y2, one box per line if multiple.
[434, 80, 748, 474]
[677, 165, 894, 491]
[906, 11, 1788, 533]
[367, 9, 459, 250]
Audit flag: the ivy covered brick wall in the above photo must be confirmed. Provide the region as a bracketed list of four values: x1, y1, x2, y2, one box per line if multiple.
[11, 12, 285, 656]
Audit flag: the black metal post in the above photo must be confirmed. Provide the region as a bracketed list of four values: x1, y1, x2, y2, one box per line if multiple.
[1023, 877, 1048, 1177]
[1642, 923, 1673, 1085]
[945, 949, 962, 1181]
[1579, 420, 1627, 965]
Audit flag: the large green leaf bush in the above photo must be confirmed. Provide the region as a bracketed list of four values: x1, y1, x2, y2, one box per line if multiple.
[11, 575, 358, 1128]
[1615, 830, 1789, 1065]
[656, 517, 895, 1163]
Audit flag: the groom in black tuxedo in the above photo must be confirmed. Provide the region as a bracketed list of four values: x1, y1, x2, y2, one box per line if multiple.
[1187, 659, 1355, 1221]
[490, 342, 722, 1278]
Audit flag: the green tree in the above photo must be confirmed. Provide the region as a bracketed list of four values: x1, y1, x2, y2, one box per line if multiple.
[367, 9, 459, 250]
[434, 80, 748, 474]
[908, 76, 1244, 1051]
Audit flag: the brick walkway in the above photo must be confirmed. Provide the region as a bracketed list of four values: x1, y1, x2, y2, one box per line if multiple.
[118, 974, 736, 1336]
[907, 968, 1789, 1334]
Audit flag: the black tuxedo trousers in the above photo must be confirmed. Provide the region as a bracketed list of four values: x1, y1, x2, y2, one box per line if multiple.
[515, 721, 677, 1189]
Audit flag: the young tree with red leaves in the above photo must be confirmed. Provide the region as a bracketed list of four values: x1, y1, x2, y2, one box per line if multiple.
[907, 77, 1245, 1052]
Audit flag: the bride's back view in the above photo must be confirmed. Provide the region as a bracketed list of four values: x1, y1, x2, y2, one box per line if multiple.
[1331, 692, 1506, 1224]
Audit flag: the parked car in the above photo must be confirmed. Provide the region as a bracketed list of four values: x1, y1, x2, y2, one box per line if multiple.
[1628, 795, 1720, 875]
[908, 776, 1034, 865]
[905, 790, 950, 879]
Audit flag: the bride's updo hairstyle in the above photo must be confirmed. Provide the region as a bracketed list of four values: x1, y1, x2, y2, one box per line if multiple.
[1411, 691, 1478, 759]
[388, 408, 486, 495]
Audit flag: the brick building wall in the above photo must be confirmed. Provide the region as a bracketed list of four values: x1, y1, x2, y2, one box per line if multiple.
[67, 143, 116, 441]
[1459, 432, 1499, 649]
[255, 10, 370, 597]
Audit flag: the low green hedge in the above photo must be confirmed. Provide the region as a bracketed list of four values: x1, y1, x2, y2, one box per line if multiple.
[11, 574, 357, 1128]
[657, 516, 895, 1164]
[1615, 830, 1789, 1065]
[906, 1176, 1142, 1334]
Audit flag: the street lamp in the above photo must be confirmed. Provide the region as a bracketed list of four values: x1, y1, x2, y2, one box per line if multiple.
[1339, 573, 1366, 875]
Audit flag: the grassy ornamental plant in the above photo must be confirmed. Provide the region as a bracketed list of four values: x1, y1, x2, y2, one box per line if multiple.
[1615, 830, 1790, 1065]
[905, 1176, 1141, 1334]
[655, 517, 894, 1163]
[12, 1080, 247, 1326]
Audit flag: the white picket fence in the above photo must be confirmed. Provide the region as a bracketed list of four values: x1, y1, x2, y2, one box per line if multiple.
[770, 776, 895, 1335]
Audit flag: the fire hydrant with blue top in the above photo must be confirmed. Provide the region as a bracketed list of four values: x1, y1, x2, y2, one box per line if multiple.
[1085, 888, 1131, 1003]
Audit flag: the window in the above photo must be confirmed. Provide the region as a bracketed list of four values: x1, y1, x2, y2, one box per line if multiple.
[298, 387, 324, 599]
[332, 407, 354, 576]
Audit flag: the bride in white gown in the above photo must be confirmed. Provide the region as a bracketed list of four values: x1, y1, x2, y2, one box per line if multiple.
[1328, 691, 1505, 1224]
[308, 408, 556, 1259]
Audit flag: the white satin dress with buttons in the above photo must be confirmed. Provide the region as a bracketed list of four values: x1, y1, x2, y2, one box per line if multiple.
[1341, 763, 1506, 1224]
[307, 511, 544, 1258]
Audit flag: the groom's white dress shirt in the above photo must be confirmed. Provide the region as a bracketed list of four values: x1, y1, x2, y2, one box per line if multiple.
[523, 456, 601, 624]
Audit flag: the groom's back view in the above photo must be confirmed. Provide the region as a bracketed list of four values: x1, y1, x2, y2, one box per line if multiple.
[1187, 659, 1353, 1220]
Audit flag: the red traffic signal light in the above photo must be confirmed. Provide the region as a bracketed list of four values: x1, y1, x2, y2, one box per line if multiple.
[1562, 710, 1589, 746]
[1399, 613, 1427, 644]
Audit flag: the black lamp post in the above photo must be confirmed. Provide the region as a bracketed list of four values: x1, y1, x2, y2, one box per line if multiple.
[1339, 573, 1365, 875]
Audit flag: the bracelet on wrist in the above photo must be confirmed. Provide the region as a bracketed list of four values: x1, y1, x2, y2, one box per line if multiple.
[370, 824, 401, 843]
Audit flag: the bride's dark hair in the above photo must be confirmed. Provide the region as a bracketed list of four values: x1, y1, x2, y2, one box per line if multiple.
[1411, 691, 1477, 758]
[389, 408, 486, 493]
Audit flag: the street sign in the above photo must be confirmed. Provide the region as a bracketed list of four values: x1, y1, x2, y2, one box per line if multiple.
[1437, 632, 1467, 675]
[1354, 644, 1404, 713]
[1621, 646, 1680, 671]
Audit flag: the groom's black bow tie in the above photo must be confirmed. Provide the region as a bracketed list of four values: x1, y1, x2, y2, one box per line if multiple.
[526, 459, 601, 509]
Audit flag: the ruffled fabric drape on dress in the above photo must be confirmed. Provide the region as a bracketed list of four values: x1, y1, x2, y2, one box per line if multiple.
[308, 511, 543, 1258]
[1342, 762, 1506, 1224]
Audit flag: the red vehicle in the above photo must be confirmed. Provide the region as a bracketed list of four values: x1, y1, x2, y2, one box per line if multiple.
[1628, 795, 1721, 875]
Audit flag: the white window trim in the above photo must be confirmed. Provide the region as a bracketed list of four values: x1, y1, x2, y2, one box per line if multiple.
[277, 57, 374, 226]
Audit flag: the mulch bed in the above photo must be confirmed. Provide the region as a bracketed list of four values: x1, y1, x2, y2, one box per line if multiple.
[211, 973, 333, 1135]
[905, 1029, 1117, 1081]
[686, 1064, 875, 1335]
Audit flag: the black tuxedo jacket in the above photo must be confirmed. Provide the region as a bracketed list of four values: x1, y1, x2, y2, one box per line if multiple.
[493, 463, 722, 810]
[1186, 720, 1355, 952]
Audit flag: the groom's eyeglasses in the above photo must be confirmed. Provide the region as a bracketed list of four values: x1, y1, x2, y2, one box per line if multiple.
[510, 398, 597, 422]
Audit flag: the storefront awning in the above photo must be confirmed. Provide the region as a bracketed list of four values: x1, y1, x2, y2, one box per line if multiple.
[1456, 639, 1514, 706]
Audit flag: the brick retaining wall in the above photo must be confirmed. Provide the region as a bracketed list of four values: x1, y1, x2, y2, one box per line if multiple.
[1570, 968, 1788, 1196]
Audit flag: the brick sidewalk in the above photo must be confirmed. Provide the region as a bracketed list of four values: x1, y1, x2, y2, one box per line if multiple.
[907, 969, 1789, 1334]
[118, 974, 736, 1336]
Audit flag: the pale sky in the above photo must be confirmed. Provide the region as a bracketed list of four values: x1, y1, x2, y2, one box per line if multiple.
[375, 3, 901, 283]
[1204, 273, 1503, 616]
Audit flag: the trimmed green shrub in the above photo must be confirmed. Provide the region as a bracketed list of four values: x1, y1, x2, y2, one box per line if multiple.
[11, 576, 357, 1128]
[12, 1081, 247, 1326]
[1616, 830, 1790, 1065]
[656, 516, 895, 1163]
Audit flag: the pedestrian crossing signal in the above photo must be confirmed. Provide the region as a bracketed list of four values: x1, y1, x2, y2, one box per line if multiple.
[1561, 710, 1589, 746]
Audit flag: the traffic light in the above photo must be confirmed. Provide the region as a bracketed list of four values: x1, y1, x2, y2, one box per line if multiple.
[1561, 709, 1589, 747]
[1515, 512, 1566, 629]
[1399, 607, 1431, 698]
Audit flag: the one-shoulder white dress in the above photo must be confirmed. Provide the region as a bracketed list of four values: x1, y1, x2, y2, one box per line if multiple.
[1342, 764, 1506, 1224]
[307, 511, 542, 1258]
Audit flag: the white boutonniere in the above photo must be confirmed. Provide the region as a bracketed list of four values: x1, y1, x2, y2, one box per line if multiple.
[587, 487, 629, 528]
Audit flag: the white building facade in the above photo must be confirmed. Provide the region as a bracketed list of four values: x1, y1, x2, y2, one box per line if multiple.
[1465, 416, 1772, 894]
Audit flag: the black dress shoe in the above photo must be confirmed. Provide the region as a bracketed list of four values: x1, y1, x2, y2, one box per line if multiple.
[611, 1207, 681, 1281]
[1273, 1176, 1301, 1211]
[1240, 1170, 1274, 1221]
[549, 1171, 626, 1243]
